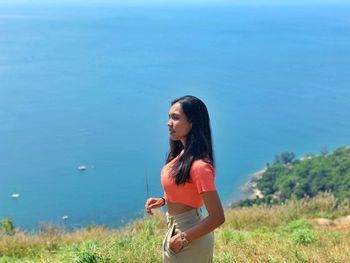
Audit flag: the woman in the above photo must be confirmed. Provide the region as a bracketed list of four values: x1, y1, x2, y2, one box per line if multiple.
[145, 95, 225, 263]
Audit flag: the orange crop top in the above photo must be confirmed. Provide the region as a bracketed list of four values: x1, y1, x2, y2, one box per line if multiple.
[160, 154, 217, 208]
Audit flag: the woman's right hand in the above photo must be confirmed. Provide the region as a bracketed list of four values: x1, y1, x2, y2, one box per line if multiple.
[145, 197, 165, 215]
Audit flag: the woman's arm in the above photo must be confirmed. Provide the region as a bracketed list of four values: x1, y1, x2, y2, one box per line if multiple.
[184, 191, 225, 240]
[169, 191, 225, 252]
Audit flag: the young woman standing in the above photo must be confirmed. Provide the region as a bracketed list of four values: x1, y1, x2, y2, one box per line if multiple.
[145, 95, 225, 263]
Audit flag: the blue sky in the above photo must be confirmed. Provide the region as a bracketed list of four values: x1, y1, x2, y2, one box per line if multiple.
[0, 0, 349, 5]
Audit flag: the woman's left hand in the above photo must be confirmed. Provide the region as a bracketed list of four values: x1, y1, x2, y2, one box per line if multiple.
[169, 233, 184, 254]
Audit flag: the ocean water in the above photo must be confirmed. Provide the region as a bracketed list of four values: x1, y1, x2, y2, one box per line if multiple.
[0, 3, 349, 230]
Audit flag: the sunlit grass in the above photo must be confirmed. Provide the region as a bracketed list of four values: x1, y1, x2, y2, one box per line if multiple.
[1, 194, 350, 262]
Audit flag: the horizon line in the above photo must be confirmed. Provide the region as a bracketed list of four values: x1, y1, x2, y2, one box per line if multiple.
[1, 0, 350, 6]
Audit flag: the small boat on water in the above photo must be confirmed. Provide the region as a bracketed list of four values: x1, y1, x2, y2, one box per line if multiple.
[78, 165, 87, 171]
[62, 215, 69, 220]
[11, 193, 20, 199]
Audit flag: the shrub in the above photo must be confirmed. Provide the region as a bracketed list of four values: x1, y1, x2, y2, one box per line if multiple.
[0, 218, 15, 235]
[279, 219, 312, 233]
[73, 241, 109, 263]
[292, 228, 316, 245]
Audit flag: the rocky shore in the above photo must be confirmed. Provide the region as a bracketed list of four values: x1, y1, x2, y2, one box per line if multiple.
[241, 167, 267, 199]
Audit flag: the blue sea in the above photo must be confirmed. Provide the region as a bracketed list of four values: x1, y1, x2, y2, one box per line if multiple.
[1, 3, 349, 230]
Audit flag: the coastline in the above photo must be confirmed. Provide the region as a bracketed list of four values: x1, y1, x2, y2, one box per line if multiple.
[239, 152, 321, 200]
[241, 167, 267, 199]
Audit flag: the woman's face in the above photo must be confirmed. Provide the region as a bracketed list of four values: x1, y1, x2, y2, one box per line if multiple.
[168, 102, 192, 144]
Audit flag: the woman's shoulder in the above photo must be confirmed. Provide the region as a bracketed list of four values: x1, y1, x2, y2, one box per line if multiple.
[191, 157, 214, 171]
[190, 158, 216, 182]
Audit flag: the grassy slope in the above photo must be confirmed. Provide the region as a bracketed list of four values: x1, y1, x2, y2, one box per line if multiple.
[1, 194, 350, 263]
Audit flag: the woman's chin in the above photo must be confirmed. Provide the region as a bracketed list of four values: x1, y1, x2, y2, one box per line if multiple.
[170, 135, 180, 141]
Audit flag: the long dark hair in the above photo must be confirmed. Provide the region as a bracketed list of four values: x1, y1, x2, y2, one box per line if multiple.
[166, 95, 214, 185]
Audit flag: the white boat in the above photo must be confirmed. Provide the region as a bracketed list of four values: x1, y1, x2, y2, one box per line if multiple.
[62, 215, 69, 220]
[78, 165, 87, 171]
[11, 193, 20, 199]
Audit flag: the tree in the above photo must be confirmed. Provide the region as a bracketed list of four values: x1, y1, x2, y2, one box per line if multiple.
[274, 152, 296, 164]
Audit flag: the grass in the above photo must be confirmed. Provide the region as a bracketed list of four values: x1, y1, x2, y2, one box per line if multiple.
[1, 194, 350, 262]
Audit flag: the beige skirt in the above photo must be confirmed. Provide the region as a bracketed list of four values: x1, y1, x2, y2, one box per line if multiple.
[162, 208, 214, 263]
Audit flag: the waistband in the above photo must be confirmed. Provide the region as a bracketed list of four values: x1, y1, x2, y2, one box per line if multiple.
[166, 208, 202, 225]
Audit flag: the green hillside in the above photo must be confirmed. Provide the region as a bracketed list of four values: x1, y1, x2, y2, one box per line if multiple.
[239, 146, 350, 207]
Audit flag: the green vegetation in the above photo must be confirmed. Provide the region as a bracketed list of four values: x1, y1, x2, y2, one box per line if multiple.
[239, 146, 350, 207]
[1, 194, 350, 262]
[0, 218, 15, 236]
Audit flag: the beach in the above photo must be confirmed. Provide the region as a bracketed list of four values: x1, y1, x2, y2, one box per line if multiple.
[241, 167, 266, 199]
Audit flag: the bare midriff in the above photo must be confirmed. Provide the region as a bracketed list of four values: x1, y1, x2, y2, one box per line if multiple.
[166, 199, 196, 216]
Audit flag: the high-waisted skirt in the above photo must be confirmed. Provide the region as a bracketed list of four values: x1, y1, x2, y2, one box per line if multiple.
[162, 208, 214, 263]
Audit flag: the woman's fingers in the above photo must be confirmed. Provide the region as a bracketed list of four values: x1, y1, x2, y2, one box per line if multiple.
[145, 198, 161, 208]
[145, 198, 153, 208]
[145, 197, 158, 215]
[147, 203, 160, 215]
[147, 209, 153, 215]
[145, 197, 165, 215]
[146, 198, 157, 206]
[169, 234, 183, 253]
[149, 201, 160, 209]
[145, 204, 153, 215]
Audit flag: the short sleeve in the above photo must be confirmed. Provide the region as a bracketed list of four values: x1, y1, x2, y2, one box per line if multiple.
[190, 160, 216, 194]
